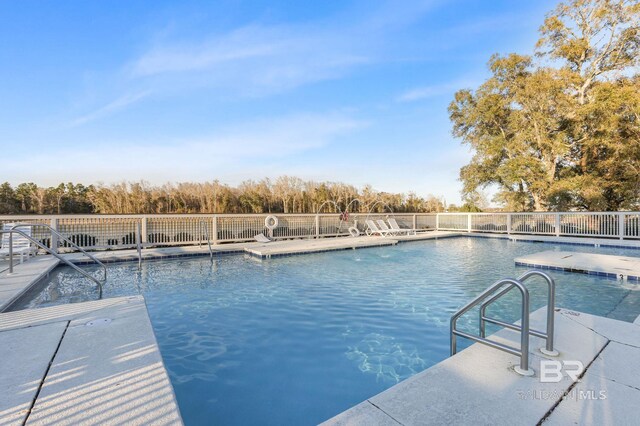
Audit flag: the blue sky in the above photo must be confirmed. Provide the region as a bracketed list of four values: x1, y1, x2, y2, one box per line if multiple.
[0, 0, 557, 204]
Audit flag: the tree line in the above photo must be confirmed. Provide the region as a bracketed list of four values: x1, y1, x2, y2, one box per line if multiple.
[450, 0, 640, 212]
[0, 178, 446, 215]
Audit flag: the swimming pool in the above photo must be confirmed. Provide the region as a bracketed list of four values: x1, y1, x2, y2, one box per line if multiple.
[15, 237, 640, 425]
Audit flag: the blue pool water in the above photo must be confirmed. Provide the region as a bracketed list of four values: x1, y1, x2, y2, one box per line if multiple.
[16, 237, 640, 425]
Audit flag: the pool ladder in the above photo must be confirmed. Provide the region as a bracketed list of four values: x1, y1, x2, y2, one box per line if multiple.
[450, 270, 558, 376]
[198, 221, 214, 261]
[136, 222, 143, 269]
[3, 223, 107, 298]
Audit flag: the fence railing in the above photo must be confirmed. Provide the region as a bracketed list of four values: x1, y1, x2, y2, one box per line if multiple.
[0, 212, 638, 253]
[438, 212, 639, 239]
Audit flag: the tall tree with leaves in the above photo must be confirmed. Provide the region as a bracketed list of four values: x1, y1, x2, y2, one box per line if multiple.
[450, 0, 640, 211]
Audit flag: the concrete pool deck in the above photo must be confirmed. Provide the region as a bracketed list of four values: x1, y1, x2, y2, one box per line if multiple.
[51, 231, 460, 263]
[516, 250, 640, 280]
[0, 256, 59, 312]
[323, 308, 640, 425]
[0, 296, 182, 425]
[243, 231, 460, 258]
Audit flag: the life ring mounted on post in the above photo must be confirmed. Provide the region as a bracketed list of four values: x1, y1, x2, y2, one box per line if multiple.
[265, 215, 279, 230]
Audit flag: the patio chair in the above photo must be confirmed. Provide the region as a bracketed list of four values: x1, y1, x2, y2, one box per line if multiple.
[376, 219, 399, 236]
[387, 218, 417, 235]
[365, 220, 393, 237]
[0, 223, 37, 263]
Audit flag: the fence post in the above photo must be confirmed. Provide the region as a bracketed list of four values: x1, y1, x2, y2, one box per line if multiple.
[555, 213, 561, 237]
[507, 213, 512, 235]
[212, 215, 218, 244]
[51, 216, 59, 253]
[618, 213, 625, 240]
[315, 214, 320, 239]
[413, 214, 417, 230]
[436, 214, 440, 231]
[467, 214, 472, 233]
[141, 216, 148, 244]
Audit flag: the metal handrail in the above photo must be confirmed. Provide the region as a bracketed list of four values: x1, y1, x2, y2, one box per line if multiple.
[136, 222, 143, 269]
[450, 278, 533, 376]
[1, 229, 103, 298]
[12, 223, 107, 282]
[199, 220, 214, 261]
[479, 270, 557, 355]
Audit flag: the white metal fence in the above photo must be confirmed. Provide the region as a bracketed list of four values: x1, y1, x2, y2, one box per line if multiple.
[437, 212, 639, 239]
[0, 212, 638, 252]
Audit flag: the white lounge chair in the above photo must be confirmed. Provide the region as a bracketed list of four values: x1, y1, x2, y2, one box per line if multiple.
[387, 218, 417, 235]
[0, 223, 37, 263]
[254, 233, 272, 243]
[376, 219, 398, 236]
[365, 220, 393, 237]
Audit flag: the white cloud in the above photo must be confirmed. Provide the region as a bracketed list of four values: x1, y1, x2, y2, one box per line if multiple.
[398, 81, 469, 102]
[127, 24, 371, 96]
[65, 1, 441, 125]
[69, 91, 152, 127]
[183, 112, 366, 157]
[7, 112, 367, 183]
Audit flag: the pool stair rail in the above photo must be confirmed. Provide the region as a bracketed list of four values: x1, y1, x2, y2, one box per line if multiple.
[3, 223, 107, 297]
[198, 220, 214, 261]
[136, 221, 143, 269]
[450, 270, 558, 376]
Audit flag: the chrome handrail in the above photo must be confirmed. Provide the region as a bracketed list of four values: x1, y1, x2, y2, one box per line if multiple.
[199, 220, 214, 261]
[450, 278, 533, 375]
[479, 270, 557, 355]
[1, 229, 103, 298]
[12, 223, 107, 282]
[136, 222, 143, 269]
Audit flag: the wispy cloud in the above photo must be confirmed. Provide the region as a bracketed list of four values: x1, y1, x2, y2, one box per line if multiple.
[66, 1, 440, 125]
[127, 24, 371, 96]
[69, 90, 152, 127]
[182, 112, 367, 158]
[397, 77, 479, 102]
[123, 1, 442, 97]
[13, 111, 367, 183]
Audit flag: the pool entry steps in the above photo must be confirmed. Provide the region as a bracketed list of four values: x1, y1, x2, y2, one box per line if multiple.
[2, 223, 106, 296]
[451, 270, 557, 376]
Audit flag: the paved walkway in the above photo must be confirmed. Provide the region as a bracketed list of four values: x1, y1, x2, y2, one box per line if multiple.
[244, 231, 459, 258]
[0, 296, 182, 426]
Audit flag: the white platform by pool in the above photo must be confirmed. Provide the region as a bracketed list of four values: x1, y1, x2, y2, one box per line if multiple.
[515, 251, 640, 280]
[0, 296, 183, 426]
[323, 308, 640, 425]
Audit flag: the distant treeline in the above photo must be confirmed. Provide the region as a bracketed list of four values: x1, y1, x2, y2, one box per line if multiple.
[0, 177, 446, 215]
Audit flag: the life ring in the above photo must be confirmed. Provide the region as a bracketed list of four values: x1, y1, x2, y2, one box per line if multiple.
[340, 211, 350, 222]
[265, 215, 279, 230]
[348, 226, 360, 237]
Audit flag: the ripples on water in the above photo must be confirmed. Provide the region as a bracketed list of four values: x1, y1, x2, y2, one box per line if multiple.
[18, 238, 640, 425]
